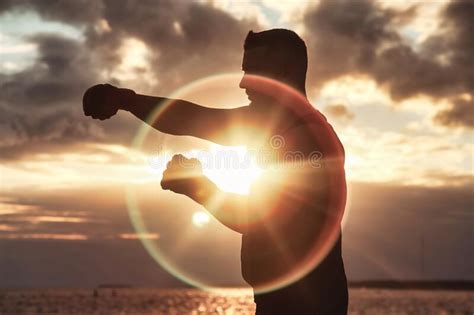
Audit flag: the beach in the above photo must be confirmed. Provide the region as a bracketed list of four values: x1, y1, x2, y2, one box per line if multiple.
[1, 288, 473, 314]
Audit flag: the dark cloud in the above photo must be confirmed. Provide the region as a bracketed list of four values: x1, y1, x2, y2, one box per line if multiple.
[424, 0, 474, 93]
[304, 0, 473, 128]
[304, 0, 401, 83]
[0, 108, 104, 160]
[0, 34, 107, 160]
[434, 98, 474, 128]
[1, 33, 94, 108]
[0, 32, 106, 160]
[0, 0, 102, 24]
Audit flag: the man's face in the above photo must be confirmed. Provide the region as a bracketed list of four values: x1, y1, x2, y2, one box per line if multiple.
[240, 46, 276, 104]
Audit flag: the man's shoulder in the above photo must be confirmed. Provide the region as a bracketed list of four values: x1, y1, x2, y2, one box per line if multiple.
[281, 110, 330, 139]
[282, 111, 345, 156]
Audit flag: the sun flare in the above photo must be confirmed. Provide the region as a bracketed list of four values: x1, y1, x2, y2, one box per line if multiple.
[201, 145, 262, 195]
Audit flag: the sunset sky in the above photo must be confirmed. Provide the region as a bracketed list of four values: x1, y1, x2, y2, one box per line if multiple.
[0, 0, 472, 288]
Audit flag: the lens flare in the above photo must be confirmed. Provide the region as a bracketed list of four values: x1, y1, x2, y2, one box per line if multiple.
[192, 211, 210, 228]
[125, 73, 347, 294]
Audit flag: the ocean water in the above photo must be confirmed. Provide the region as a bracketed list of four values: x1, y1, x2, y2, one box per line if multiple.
[0, 288, 473, 314]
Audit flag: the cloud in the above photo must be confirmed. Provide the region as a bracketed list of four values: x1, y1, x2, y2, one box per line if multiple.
[0, 184, 133, 239]
[0, 106, 105, 161]
[0, 1, 260, 160]
[0, 0, 102, 24]
[96, 0, 258, 91]
[303, 0, 406, 88]
[434, 98, 474, 128]
[0, 32, 109, 160]
[1, 33, 94, 108]
[303, 0, 473, 128]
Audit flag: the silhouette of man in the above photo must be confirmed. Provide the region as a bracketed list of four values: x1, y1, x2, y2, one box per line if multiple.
[83, 29, 348, 314]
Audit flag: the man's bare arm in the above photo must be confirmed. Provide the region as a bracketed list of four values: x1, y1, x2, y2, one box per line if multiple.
[123, 93, 252, 146]
[83, 84, 252, 146]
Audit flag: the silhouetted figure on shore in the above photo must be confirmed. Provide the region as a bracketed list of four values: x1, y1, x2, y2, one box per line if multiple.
[83, 29, 348, 314]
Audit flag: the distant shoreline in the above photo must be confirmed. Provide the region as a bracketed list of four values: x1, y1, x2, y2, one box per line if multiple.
[348, 280, 474, 290]
[1, 281, 473, 291]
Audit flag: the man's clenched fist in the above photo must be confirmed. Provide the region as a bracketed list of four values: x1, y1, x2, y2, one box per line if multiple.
[161, 154, 204, 196]
[83, 84, 134, 120]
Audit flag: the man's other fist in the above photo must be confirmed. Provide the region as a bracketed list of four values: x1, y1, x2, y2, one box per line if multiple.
[161, 154, 204, 196]
[83, 84, 132, 120]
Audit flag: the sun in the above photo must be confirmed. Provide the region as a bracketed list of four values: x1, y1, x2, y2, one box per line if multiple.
[202, 144, 262, 195]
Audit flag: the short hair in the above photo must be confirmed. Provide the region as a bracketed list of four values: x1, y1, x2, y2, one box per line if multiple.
[244, 29, 308, 90]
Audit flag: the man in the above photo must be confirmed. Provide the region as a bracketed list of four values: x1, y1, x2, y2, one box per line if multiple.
[83, 29, 348, 314]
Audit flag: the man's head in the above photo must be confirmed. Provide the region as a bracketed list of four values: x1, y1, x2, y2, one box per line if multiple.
[240, 29, 308, 103]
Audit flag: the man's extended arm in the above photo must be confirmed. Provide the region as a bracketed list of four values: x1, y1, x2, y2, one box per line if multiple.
[124, 93, 253, 146]
[83, 84, 252, 146]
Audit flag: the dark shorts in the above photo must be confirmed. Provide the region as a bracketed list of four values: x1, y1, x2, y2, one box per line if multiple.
[254, 275, 348, 315]
[253, 238, 348, 315]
